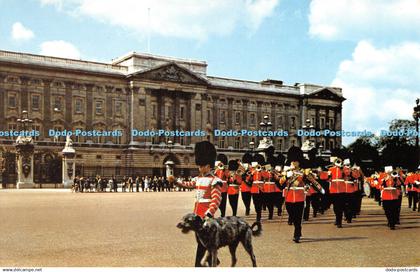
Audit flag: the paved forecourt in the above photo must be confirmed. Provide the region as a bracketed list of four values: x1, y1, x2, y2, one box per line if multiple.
[0, 189, 419, 267]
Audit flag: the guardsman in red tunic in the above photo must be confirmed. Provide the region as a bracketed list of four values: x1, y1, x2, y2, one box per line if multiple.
[227, 160, 242, 216]
[416, 168, 420, 212]
[262, 163, 276, 220]
[214, 154, 229, 217]
[381, 171, 402, 230]
[250, 154, 266, 223]
[405, 172, 418, 211]
[351, 165, 364, 216]
[280, 156, 324, 243]
[328, 157, 347, 228]
[343, 159, 355, 223]
[240, 152, 253, 216]
[172, 141, 222, 267]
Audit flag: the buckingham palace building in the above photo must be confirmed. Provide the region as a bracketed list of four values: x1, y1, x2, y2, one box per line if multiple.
[0, 49, 345, 184]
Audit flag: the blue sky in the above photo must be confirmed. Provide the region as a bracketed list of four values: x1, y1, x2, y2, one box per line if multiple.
[1, 0, 419, 145]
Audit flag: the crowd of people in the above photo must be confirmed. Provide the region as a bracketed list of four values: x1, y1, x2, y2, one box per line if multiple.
[71, 175, 193, 193]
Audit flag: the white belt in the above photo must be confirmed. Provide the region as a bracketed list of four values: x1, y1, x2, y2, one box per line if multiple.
[253, 181, 264, 184]
[384, 187, 396, 190]
[265, 182, 275, 184]
[332, 179, 345, 182]
[229, 184, 239, 187]
[197, 199, 211, 203]
[345, 181, 354, 184]
[290, 187, 304, 190]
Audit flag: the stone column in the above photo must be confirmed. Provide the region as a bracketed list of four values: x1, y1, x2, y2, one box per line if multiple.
[62, 136, 76, 188]
[16, 137, 35, 189]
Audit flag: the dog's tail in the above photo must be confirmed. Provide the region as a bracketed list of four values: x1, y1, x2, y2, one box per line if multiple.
[251, 221, 262, 237]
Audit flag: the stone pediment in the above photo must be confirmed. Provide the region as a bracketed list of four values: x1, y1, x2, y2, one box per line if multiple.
[127, 62, 208, 85]
[306, 87, 345, 102]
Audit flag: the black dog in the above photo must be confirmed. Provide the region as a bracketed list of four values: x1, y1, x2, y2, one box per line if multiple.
[177, 213, 261, 267]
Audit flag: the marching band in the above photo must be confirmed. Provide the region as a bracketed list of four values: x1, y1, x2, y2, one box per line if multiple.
[201, 147, 420, 242]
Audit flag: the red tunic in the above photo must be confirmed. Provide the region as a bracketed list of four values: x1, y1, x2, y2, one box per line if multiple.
[180, 175, 222, 218]
[214, 169, 229, 193]
[240, 174, 252, 193]
[228, 174, 242, 195]
[381, 177, 400, 201]
[328, 166, 346, 194]
[251, 170, 265, 194]
[283, 173, 305, 203]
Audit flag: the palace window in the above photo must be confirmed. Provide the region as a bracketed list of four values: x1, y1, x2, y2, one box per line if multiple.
[54, 96, 62, 111]
[152, 104, 157, 118]
[277, 116, 283, 128]
[277, 138, 283, 151]
[234, 137, 241, 149]
[235, 112, 241, 125]
[220, 111, 226, 124]
[115, 101, 123, 116]
[95, 100, 103, 115]
[8, 94, 16, 108]
[329, 118, 335, 130]
[32, 124, 41, 141]
[32, 95, 40, 111]
[290, 116, 296, 129]
[218, 136, 226, 148]
[115, 130, 123, 144]
[180, 106, 185, 120]
[8, 123, 17, 140]
[320, 117, 325, 129]
[75, 98, 83, 114]
[250, 113, 256, 126]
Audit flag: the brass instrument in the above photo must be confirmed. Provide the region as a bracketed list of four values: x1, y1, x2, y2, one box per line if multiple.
[391, 171, 399, 178]
[236, 163, 246, 176]
[334, 158, 343, 167]
[255, 164, 262, 172]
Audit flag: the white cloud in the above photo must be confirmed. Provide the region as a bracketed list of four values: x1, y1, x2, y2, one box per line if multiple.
[309, 0, 420, 41]
[333, 41, 420, 144]
[40, 40, 81, 59]
[11, 22, 35, 41]
[39, 0, 279, 40]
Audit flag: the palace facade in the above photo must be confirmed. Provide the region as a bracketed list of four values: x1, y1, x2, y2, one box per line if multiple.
[0, 50, 345, 184]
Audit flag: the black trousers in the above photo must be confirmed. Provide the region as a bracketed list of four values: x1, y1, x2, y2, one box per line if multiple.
[219, 192, 228, 217]
[332, 193, 346, 226]
[355, 190, 363, 214]
[344, 193, 354, 222]
[397, 195, 402, 221]
[274, 192, 284, 215]
[374, 188, 381, 205]
[383, 199, 399, 228]
[286, 202, 304, 239]
[304, 194, 320, 220]
[252, 193, 264, 222]
[263, 192, 275, 219]
[408, 191, 418, 210]
[228, 194, 239, 216]
[241, 191, 252, 215]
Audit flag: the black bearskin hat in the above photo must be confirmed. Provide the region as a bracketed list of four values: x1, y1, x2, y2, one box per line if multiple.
[242, 152, 253, 164]
[286, 146, 304, 164]
[252, 154, 265, 165]
[216, 153, 228, 165]
[228, 160, 239, 171]
[267, 155, 277, 167]
[194, 141, 217, 167]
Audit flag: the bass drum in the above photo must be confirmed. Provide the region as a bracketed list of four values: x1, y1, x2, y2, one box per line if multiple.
[363, 181, 371, 196]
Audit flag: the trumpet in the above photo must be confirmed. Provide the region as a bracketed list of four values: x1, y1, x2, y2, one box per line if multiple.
[255, 164, 262, 172]
[235, 163, 246, 176]
[217, 163, 225, 170]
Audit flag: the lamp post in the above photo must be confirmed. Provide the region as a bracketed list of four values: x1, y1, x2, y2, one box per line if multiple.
[257, 115, 273, 150]
[165, 140, 174, 178]
[413, 98, 420, 168]
[15, 110, 35, 189]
